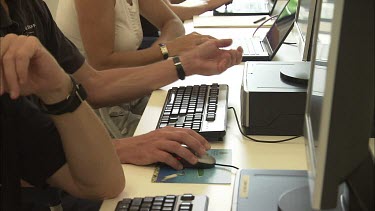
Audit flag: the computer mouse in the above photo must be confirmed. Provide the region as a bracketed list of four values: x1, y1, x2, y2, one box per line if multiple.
[174, 153, 216, 169]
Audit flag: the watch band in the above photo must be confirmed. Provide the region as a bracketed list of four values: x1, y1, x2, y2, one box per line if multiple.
[172, 56, 186, 80]
[158, 43, 169, 60]
[38, 75, 88, 115]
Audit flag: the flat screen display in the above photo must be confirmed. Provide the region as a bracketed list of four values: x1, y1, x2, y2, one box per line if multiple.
[266, 0, 298, 51]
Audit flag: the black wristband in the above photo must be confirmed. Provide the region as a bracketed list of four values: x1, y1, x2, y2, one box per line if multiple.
[172, 56, 186, 80]
[38, 75, 87, 115]
[158, 43, 169, 60]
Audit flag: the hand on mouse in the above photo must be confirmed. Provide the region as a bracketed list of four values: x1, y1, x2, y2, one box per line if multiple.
[113, 127, 211, 170]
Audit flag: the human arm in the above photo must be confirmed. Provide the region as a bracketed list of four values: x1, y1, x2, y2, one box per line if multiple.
[72, 38, 243, 108]
[163, 0, 233, 21]
[0, 34, 125, 199]
[114, 127, 211, 170]
[139, 0, 185, 44]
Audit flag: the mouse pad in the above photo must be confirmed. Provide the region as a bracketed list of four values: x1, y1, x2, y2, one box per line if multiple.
[152, 149, 232, 184]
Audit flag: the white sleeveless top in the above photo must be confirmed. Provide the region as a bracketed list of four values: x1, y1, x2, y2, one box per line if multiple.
[56, 0, 143, 57]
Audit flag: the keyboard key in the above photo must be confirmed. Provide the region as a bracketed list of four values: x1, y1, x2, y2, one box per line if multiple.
[115, 194, 207, 211]
[181, 194, 195, 201]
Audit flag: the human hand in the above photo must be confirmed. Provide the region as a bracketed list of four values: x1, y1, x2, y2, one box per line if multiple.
[165, 32, 216, 57]
[113, 127, 211, 170]
[0, 34, 71, 103]
[206, 0, 233, 10]
[179, 38, 243, 76]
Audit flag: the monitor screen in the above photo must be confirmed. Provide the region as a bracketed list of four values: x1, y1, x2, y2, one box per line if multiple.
[266, 0, 298, 53]
[304, 0, 374, 209]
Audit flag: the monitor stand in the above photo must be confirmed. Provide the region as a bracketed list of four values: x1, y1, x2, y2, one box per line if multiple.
[279, 62, 310, 87]
[278, 185, 346, 211]
[232, 169, 346, 211]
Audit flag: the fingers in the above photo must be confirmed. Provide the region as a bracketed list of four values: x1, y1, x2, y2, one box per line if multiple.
[1, 34, 19, 98]
[156, 150, 185, 170]
[150, 127, 211, 169]
[213, 38, 233, 48]
[188, 32, 217, 45]
[157, 142, 196, 170]
[0, 34, 41, 98]
[161, 127, 210, 155]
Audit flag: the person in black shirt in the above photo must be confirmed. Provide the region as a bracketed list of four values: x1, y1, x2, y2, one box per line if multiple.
[1, 0, 242, 171]
[1, 34, 125, 209]
[1, 0, 240, 209]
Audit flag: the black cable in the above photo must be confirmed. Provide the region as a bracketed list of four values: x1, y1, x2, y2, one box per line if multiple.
[252, 15, 278, 37]
[215, 163, 239, 170]
[283, 42, 297, 45]
[228, 107, 301, 143]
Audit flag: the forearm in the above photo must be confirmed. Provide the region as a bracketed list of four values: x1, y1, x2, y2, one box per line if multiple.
[167, 4, 208, 21]
[49, 102, 125, 199]
[155, 18, 185, 43]
[74, 39, 243, 109]
[88, 45, 165, 70]
[40, 77, 124, 199]
[74, 61, 179, 108]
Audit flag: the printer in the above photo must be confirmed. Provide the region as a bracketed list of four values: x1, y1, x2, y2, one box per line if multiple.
[241, 61, 310, 136]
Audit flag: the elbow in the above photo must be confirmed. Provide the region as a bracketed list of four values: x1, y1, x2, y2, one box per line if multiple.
[99, 167, 126, 199]
[78, 173, 126, 200]
[101, 175, 126, 199]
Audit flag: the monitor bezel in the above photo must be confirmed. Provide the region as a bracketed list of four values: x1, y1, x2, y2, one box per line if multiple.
[304, 0, 374, 209]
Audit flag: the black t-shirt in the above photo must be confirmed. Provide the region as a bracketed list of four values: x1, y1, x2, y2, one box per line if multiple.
[0, 0, 85, 74]
[0, 0, 85, 187]
[1, 95, 66, 187]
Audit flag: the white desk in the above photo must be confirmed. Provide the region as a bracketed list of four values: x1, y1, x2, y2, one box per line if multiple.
[100, 15, 307, 211]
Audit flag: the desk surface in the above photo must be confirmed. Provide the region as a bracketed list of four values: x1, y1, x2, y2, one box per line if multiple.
[100, 66, 307, 211]
[101, 9, 308, 210]
[99, 5, 375, 210]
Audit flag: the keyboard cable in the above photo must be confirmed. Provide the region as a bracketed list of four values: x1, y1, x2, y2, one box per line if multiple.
[228, 107, 301, 143]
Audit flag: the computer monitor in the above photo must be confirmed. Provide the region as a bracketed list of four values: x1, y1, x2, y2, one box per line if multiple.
[295, 0, 317, 61]
[303, 0, 374, 210]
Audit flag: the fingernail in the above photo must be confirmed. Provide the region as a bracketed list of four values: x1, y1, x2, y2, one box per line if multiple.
[205, 143, 211, 150]
[10, 91, 17, 99]
[178, 164, 183, 170]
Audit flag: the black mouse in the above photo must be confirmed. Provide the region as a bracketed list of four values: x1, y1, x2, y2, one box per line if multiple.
[174, 152, 216, 169]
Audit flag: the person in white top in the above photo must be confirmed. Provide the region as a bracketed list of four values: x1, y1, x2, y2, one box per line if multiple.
[56, 0, 214, 138]
[56, 0, 213, 69]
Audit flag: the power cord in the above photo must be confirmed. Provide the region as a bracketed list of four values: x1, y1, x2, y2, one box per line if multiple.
[215, 163, 239, 170]
[283, 41, 297, 45]
[228, 107, 301, 143]
[252, 15, 278, 37]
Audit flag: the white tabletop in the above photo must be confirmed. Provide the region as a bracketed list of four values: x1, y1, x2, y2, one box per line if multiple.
[100, 62, 307, 211]
[100, 9, 307, 210]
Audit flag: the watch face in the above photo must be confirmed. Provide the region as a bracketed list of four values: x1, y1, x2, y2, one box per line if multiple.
[159, 43, 169, 59]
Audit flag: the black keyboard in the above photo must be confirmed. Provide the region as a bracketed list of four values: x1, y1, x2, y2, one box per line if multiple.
[156, 84, 229, 141]
[115, 194, 209, 211]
